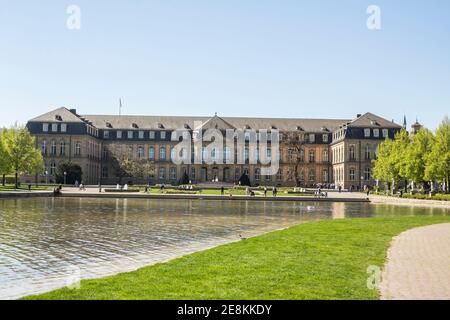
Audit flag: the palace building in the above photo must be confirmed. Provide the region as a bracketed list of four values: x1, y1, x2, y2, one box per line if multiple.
[26, 107, 402, 189]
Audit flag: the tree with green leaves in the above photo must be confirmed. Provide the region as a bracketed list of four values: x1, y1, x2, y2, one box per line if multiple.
[372, 129, 410, 193]
[238, 173, 251, 187]
[402, 128, 435, 190]
[2, 125, 44, 188]
[179, 171, 190, 185]
[425, 117, 450, 193]
[0, 128, 13, 186]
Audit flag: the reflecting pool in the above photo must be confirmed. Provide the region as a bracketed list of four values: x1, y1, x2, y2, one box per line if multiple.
[0, 197, 449, 299]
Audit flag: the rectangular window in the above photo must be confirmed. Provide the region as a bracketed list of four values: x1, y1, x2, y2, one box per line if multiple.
[349, 168, 356, 181]
[170, 167, 177, 180]
[128, 131, 133, 139]
[159, 167, 166, 179]
[364, 128, 371, 138]
[382, 129, 389, 138]
[138, 147, 144, 159]
[139, 131, 144, 139]
[364, 167, 372, 180]
[323, 169, 328, 182]
[117, 131, 122, 139]
[160, 131, 166, 139]
[309, 134, 316, 143]
[191, 167, 196, 181]
[104, 131, 110, 139]
[373, 129, 380, 138]
[102, 167, 108, 178]
[43, 123, 49, 132]
[149, 131, 155, 139]
[61, 124, 67, 132]
[322, 134, 328, 143]
[52, 124, 58, 132]
[277, 170, 283, 181]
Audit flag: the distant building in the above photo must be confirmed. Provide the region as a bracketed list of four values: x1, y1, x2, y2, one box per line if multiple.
[25, 108, 402, 189]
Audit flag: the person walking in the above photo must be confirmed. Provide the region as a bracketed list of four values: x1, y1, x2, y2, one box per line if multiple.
[221, 186, 225, 196]
[264, 187, 268, 197]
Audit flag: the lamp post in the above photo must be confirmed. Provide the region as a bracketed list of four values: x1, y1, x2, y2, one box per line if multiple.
[45, 171, 48, 185]
[361, 176, 364, 192]
[64, 172, 67, 186]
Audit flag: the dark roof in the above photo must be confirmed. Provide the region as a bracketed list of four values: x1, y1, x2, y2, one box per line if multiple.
[28, 107, 84, 123]
[27, 107, 401, 132]
[346, 112, 402, 129]
[82, 114, 350, 132]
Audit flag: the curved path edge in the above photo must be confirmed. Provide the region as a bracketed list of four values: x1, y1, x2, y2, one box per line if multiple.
[380, 223, 450, 300]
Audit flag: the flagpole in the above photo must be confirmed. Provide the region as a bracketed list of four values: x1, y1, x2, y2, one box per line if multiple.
[119, 98, 122, 116]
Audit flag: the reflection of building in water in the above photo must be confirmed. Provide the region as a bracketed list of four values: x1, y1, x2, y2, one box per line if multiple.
[332, 202, 345, 219]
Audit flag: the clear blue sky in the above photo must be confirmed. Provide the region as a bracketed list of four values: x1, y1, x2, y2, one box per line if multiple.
[1, 0, 449, 129]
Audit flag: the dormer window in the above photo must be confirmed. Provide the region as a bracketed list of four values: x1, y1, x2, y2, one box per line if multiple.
[106, 122, 113, 128]
[245, 125, 251, 130]
[321, 126, 328, 132]
[297, 126, 304, 131]
[55, 115, 62, 121]
[158, 123, 165, 129]
[184, 124, 191, 130]
[132, 123, 139, 129]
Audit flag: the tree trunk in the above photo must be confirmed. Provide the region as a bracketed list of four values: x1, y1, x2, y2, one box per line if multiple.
[2, 174, 5, 186]
[15, 172, 18, 189]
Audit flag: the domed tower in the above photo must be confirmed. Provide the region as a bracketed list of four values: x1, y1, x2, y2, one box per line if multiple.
[411, 118, 423, 135]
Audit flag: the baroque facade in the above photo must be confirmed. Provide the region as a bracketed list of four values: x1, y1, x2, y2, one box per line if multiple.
[26, 107, 402, 189]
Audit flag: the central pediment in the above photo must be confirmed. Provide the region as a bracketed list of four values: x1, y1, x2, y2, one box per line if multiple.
[196, 115, 236, 131]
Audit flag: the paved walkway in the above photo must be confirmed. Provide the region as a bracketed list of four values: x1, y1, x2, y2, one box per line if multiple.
[381, 223, 450, 300]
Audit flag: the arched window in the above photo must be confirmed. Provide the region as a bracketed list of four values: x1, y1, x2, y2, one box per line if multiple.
[159, 147, 166, 160]
[149, 147, 155, 160]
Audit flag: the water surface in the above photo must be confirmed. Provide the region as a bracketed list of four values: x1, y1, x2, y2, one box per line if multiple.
[0, 197, 449, 299]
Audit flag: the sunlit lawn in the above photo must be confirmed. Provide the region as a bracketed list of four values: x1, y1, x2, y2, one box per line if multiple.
[25, 216, 450, 300]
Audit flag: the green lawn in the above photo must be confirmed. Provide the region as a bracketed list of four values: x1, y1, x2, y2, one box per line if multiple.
[0, 184, 55, 192]
[24, 216, 450, 300]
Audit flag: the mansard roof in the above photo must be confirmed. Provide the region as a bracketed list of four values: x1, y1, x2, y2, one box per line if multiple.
[81, 114, 350, 133]
[27, 107, 401, 133]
